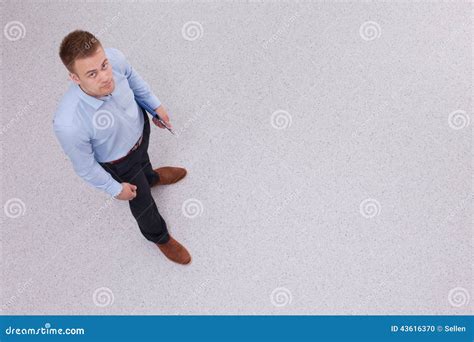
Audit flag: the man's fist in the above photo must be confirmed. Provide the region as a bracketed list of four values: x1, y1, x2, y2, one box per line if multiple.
[114, 182, 137, 200]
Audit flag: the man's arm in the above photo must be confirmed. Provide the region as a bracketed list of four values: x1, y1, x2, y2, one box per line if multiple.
[110, 48, 162, 112]
[53, 124, 123, 198]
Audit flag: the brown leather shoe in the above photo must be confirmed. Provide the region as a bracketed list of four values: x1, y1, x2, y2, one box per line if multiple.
[152, 167, 187, 187]
[156, 236, 191, 265]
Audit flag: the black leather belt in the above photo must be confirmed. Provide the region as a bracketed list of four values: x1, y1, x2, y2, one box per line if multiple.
[107, 134, 143, 164]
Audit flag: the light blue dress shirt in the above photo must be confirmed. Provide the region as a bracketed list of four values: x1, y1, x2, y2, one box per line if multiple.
[53, 47, 161, 198]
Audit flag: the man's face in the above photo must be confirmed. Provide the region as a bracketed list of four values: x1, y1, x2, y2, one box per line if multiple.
[69, 45, 115, 97]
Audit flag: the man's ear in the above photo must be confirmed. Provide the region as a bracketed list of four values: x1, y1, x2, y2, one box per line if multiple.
[69, 72, 80, 84]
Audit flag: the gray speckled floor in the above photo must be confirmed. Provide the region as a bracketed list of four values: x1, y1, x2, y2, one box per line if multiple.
[1, 0, 472, 315]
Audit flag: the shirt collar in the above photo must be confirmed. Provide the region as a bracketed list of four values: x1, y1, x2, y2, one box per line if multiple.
[98, 94, 113, 101]
[74, 83, 105, 110]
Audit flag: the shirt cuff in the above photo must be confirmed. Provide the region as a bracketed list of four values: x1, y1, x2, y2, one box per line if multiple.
[109, 181, 123, 199]
[147, 94, 161, 111]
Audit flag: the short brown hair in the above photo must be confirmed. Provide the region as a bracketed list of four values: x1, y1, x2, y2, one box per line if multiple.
[59, 30, 102, 73]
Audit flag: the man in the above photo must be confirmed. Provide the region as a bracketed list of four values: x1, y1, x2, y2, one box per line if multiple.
[53, 30, 191, 265]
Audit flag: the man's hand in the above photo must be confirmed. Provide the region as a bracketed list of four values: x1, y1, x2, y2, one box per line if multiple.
[114, 182, 137, 200]
[152, 105, 172, 129]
